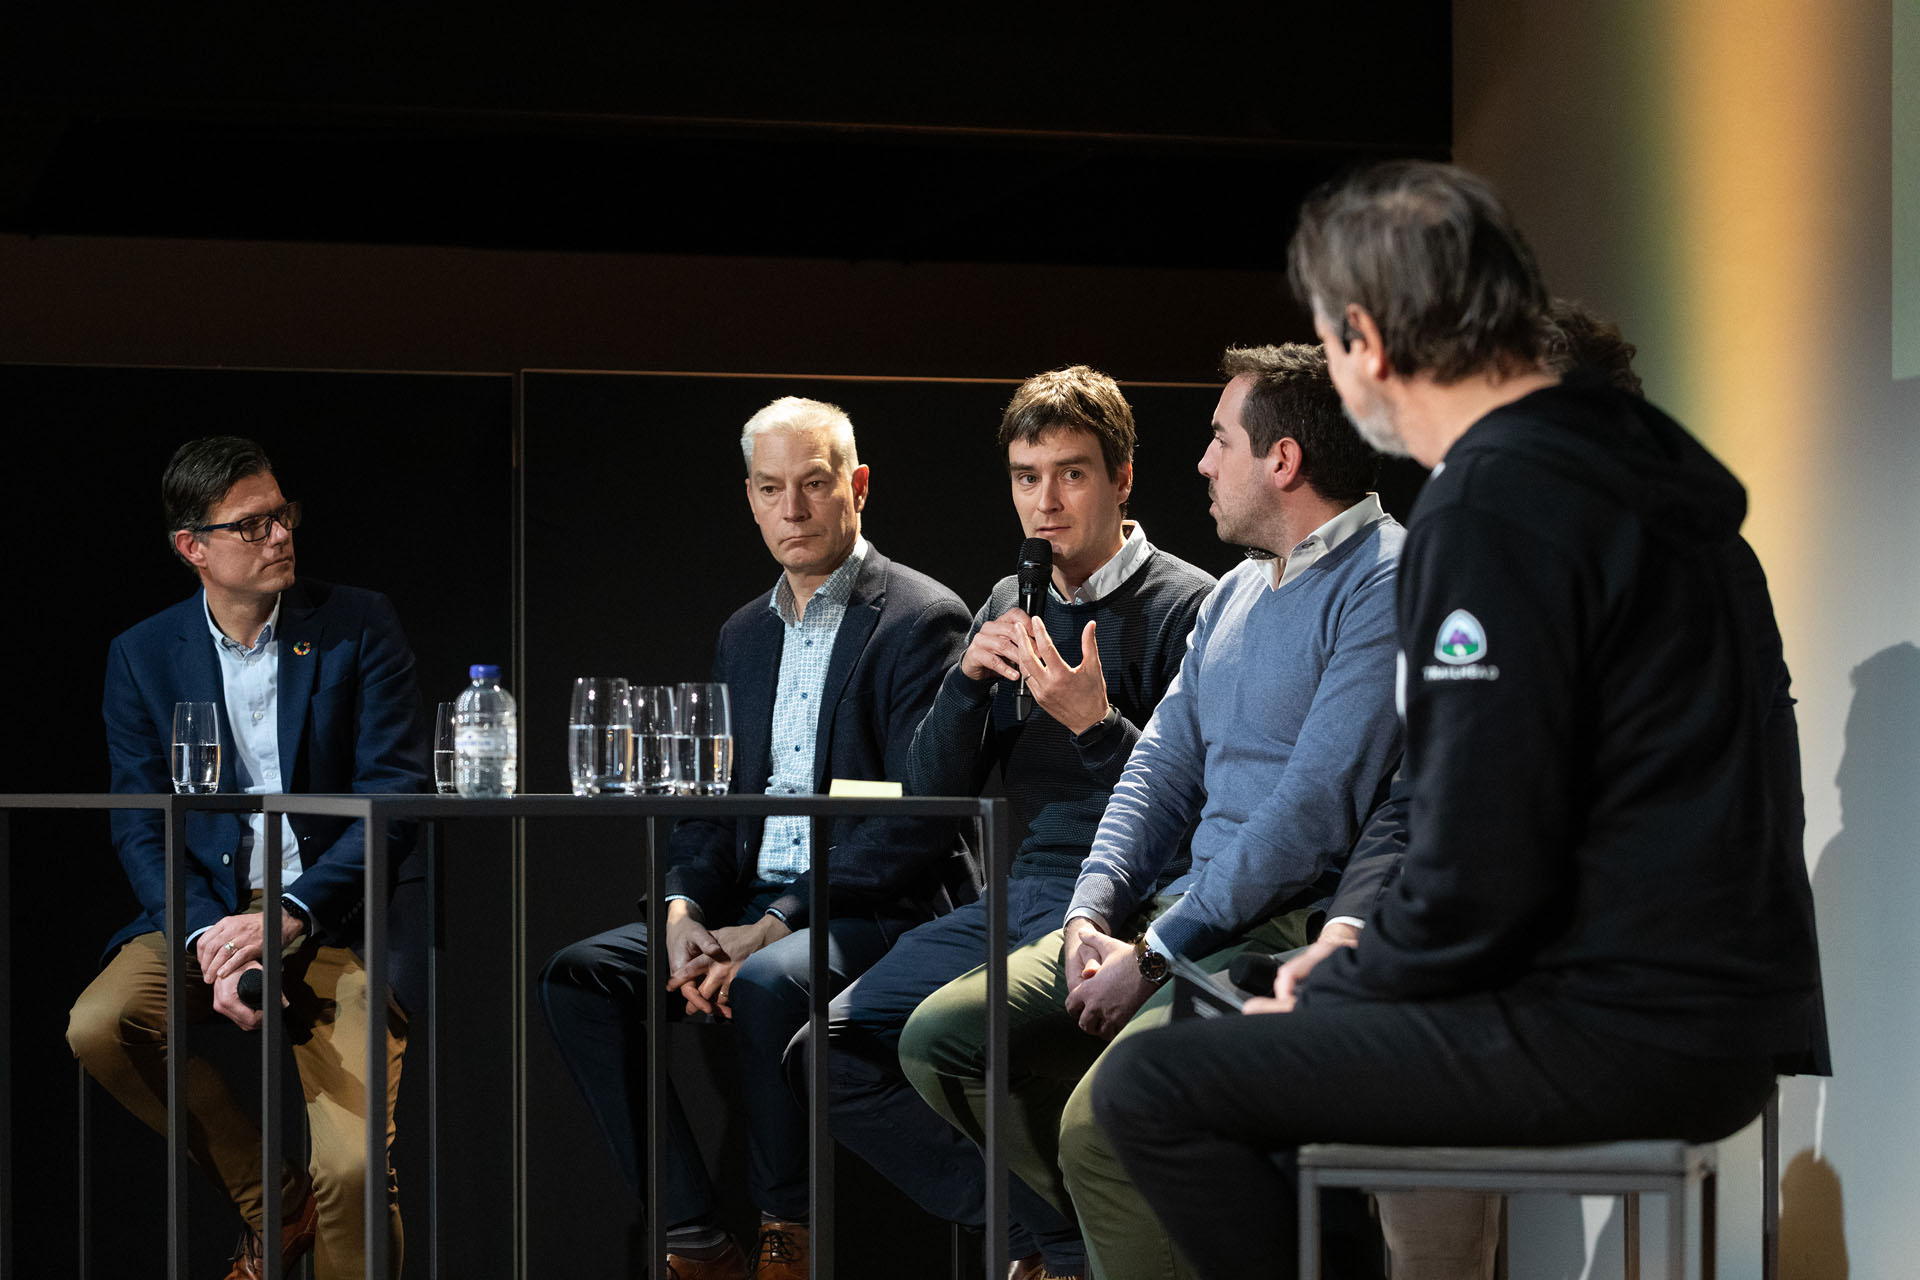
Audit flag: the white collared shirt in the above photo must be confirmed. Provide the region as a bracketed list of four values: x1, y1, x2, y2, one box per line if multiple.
[1051, 521, 1155, 605]
[1273, 493, 1387, 590]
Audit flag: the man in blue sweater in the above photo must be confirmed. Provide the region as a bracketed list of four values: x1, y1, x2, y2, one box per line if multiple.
[808, 366, 1214, 1280]
[901, 344, 1404, 1280]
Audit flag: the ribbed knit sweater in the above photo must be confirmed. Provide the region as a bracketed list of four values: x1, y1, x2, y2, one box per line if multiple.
[905, 546, 1215, 881]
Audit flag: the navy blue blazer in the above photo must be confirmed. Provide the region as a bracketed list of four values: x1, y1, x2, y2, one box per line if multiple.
[101, 578, 431, 1002]
[664, 548, 971, 929]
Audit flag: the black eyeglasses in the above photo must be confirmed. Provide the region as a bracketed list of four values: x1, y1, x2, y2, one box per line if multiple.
[194, 501, 302, 542]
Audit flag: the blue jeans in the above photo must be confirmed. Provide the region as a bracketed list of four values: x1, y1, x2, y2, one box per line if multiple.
[809, 875, 1086, 1273]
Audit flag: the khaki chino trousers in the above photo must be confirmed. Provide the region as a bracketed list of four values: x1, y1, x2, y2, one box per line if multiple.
[900, 893, 1312, 1280]
[67, 892, 406, 1279]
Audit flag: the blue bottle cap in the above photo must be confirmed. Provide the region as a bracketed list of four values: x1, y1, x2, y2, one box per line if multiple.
[470, 664, 502, 680]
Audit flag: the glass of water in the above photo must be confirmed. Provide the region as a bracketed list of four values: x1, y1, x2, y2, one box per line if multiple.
[433, 702, 458, 794]
[171, 701, 221, 794]
[568, 677, 633, 796]
[626, 685, 678, 795]
[674, 682, 733, 796]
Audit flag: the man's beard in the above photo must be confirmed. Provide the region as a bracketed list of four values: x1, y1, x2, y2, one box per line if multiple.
[1346, 403, 1410, 458]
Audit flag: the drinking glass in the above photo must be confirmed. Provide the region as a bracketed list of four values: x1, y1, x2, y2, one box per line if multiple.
[170, 701, 221, 794]
[568, 677, 633, 796]
[674, 682, 733, 796]
[626, 685, 678, 795]
[432, 702, 459, 794]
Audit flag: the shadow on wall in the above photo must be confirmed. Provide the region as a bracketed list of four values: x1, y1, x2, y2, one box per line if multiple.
[1786, 642, 1920, 1280]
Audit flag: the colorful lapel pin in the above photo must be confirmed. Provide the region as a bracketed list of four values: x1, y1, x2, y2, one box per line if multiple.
[293, 641, 312, 656]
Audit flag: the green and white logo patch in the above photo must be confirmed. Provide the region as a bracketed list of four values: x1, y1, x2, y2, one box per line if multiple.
[1433, 609, 1487, 665]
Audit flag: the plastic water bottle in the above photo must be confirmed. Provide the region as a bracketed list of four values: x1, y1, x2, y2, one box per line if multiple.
[453, 664, 518, 798]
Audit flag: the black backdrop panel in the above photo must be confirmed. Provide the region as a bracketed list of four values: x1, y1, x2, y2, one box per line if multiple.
[0, 365, 513, 1276]
[519, 370, 1258, 793]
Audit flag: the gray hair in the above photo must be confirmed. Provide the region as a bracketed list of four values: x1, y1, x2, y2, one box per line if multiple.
[740, 396, 860, 474]
[1287, 160, 1548, 383]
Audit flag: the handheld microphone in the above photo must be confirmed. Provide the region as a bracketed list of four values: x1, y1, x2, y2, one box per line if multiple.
[1013, 537, 1052, 721]
[237, 967, 264, 1010]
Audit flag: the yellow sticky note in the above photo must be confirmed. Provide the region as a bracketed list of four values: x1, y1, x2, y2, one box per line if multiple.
[828, 778, 903, 798]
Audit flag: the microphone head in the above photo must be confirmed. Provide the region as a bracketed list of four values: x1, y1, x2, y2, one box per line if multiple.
[1016, 537, 1053, 591]
[236, 967, 264, 1010]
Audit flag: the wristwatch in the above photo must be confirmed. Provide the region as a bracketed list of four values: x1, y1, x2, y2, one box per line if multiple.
[1133, 931, 1171, 985]
[280, 896, 312, 937]
[1074, 703, 1121, 745]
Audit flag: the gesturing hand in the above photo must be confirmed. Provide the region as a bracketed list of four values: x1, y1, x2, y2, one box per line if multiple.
[1017, 618, 1110, 736]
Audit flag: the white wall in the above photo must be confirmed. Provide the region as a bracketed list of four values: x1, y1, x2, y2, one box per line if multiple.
[1456, 2, 1920, 1275]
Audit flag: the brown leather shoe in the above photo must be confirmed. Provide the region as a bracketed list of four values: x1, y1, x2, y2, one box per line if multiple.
[223, 1187, 318, 1280]
[667, 1238, 748, 1280]
[748, 1220, 809, 1279]
[1008, 1253, 1088, 1280]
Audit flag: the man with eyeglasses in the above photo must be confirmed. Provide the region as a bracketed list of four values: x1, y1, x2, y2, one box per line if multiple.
[68, 435, 431, 1280]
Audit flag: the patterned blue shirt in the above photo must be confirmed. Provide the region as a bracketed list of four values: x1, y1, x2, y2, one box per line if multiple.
[756, 537, 870, 885]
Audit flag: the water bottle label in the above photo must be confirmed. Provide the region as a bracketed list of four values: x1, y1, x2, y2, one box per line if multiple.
[455, 727, 502, 753]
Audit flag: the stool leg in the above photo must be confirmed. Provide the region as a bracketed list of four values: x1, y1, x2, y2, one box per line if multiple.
[1298, 1168, 1321, 1279]
[1701, 1169, 1717, 1280]
[1624, 1192, 1640, 1280]
[1666, 1184, 1687, 1280]
[76, 1061, 90, 1280]
[1762, 1088, 1779, 1280]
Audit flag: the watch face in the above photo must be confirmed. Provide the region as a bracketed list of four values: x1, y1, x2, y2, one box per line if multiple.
[1138, 948, 1170, 984]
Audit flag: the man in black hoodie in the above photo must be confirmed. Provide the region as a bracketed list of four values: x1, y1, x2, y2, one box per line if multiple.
[1088, 164, 1825, 1280]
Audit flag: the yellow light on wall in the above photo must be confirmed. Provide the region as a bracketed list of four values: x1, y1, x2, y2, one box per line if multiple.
[1661, 0, 1851, 612]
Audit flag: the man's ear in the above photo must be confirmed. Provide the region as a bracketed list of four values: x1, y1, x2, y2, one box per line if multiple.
[1266, 437, 1305, 491]
[172, 528, 206, 569]
[849, 464, 870, 513]
[1345, 304, 1390, 382]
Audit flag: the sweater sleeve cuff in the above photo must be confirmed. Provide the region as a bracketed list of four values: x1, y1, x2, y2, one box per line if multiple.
[1071, 712, 1133, 773]
[1066, 875, 1129, 933]
[942, 662, 997, 706]
[767, 891, 807, 930]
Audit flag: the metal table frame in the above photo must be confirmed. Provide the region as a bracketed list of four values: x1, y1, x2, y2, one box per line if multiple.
[0, 791, 262, 1280]
[3, 791, 1010, 1280]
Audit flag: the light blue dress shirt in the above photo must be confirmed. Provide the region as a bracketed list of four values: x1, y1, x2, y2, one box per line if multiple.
[755, 537, 868, 891]
[188, 595, 312, 949]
